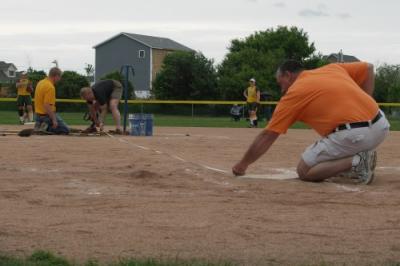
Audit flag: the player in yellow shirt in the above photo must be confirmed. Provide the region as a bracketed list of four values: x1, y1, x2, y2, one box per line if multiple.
[34, 67, 69, 134]
[243, 78, 260, 128]
[16, 73, 34, 124]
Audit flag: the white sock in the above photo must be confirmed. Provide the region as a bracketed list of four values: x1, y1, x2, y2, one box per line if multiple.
[28, 112, 33, 122]
[352, 154, 361, 167]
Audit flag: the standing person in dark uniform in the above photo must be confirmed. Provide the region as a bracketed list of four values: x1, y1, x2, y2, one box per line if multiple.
[80, 80, 123, 134]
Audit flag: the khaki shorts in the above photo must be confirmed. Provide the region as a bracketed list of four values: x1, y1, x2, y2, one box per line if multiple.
[111, 80, 123, 100]
[302, 110, 390, 167]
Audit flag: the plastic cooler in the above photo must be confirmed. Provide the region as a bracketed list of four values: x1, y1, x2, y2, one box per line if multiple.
[128, 114, 153, 136]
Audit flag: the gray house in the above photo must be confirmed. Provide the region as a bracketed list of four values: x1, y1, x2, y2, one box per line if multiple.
[325, 53, 360, 63]
[0, 61, 18, 83]
[94, 32, 193, 98]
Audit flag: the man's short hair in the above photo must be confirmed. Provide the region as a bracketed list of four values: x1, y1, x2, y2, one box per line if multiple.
[80, 87, 92, 98]
[277, 60, 304, 75]
[49, 67, 62, 77]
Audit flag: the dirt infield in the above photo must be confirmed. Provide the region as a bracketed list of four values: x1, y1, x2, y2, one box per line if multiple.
[1, 126, 400, 265]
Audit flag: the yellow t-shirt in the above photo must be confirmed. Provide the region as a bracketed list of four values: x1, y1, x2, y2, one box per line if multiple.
[17, 78, 31, 96]
[266, 62, 379, 136]
[34, 78, 56, 115]
[246, 85, 259, 103]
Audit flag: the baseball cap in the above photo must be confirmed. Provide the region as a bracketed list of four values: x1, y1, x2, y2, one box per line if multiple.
[249, 78, 256, 83]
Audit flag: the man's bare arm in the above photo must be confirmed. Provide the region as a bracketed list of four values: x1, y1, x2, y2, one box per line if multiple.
[361, 63, 375, 96]
[88, 104, 99, 124]
[232, 130, 280, 175]
[44, 103, 57, 128]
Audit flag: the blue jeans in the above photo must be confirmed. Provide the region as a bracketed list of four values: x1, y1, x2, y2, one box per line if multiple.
[35, 114, 70, 134]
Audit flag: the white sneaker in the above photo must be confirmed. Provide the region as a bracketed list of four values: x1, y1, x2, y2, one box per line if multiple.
[353, 150, 377, 185]
[34, 121, 49, 134]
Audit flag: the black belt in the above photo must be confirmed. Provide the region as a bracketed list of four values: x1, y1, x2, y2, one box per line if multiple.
[332, 112, 382, 133]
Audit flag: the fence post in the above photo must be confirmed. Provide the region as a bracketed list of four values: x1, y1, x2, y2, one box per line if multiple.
[191, 104, 194, 118]
[120, 65, 135, 133]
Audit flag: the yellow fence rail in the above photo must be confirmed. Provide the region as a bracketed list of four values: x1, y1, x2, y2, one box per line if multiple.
[1, 98, 400, 107]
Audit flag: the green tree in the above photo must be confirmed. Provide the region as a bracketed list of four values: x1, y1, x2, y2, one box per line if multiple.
[374, 64, 400, 103]
[217, 26, 327, 100]
[153, 51, 218, 100]
[27, 68, 47, 89]
[100, 71, 135, 99]
[56, 71, 89, 98]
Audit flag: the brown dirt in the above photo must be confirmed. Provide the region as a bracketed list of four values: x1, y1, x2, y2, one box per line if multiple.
[1, 126, 400, 265]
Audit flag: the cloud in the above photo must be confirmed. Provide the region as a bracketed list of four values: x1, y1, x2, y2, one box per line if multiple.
[337, 13, 351, 19]
[299, 9, 329, 17]
[273, 2, 285, 8]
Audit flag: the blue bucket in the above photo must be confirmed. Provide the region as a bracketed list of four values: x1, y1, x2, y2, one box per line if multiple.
[129, 114, 153, 136]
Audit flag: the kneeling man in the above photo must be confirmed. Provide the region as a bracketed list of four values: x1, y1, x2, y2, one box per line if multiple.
[34, 67, 69, 134]
[233, 60, 390, 184]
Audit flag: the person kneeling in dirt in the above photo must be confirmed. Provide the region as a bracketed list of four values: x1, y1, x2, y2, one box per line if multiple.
[80, 80, 122, 134]
[34, 67, 70, 135]
[233, 60, 390, 185]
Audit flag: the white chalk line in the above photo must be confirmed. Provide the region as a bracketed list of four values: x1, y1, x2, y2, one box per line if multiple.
[202, 166, 229, 174]
[334, 185, 362, 193]
[104, 134, 373, 192]
[105, 134, 230, 176]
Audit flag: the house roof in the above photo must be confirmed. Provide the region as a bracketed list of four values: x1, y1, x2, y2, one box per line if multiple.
[0, 61, 17, 70]
[0, 70, 9, 81]
[326, 53, 360, 63]
[94, 32, 193, 51]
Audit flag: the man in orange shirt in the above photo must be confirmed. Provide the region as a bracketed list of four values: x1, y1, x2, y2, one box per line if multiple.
[232, 60, 390, 184]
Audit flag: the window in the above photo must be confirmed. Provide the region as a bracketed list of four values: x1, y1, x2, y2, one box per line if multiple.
[138, 50, 145, 58]
[8, 70, 15, 77]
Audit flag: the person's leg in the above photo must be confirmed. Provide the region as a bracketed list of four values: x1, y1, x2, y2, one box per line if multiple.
[26, 96, 33, 122]
[109, 99, 121, 131]
[17, 96, 25, 124]
[298, 119, 389, 183]
[47, 114, 70, 134]
[34, 115, 50, 132]
[297, 157, 353, 182]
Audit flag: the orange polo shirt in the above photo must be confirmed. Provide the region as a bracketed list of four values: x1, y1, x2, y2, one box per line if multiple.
[266, 62, 379, 136]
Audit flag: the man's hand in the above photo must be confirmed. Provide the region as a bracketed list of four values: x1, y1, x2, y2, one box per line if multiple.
[232, 162, 248, 176]
[52, 119, 58, 129]
[231, 130, 280, 177]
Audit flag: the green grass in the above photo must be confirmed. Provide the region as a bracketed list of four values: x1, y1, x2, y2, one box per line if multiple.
[0, 111, 308, 129]
[1, 250, 399, 266]
[0, 111, 398, 130]
[0, 251, 236, 266]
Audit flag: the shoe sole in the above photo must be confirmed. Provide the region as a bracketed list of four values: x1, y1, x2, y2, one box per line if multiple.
[364, 151, 377, 185]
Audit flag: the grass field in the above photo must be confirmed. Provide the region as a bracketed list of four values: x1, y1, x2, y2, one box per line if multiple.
[1, 250, 399, 266]
[0, 111, 308, 129]
[0, 111, 398, 130]
[0, 251, 237, 266]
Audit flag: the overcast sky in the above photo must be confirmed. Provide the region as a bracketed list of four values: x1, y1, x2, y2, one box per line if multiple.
[1, 0, 399, 73]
